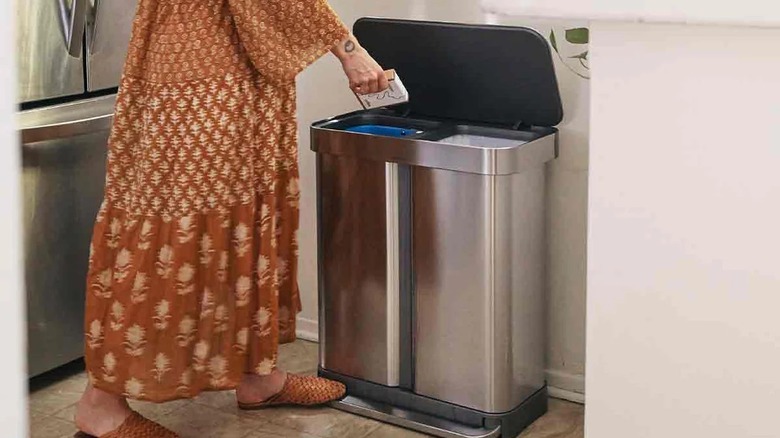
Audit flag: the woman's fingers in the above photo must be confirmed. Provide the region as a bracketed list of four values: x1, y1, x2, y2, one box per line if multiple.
[350, 80, 361, 94]
[347, 69, 389, 95]
[367, 74, 380, 94]
[377, 71, 390, 92]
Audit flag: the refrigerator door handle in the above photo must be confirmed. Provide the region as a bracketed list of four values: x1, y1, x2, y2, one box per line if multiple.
[58, 0, 87, 57]
[83, 0, 136, 92]
[87, 0, 100, 54]
[21, 113, 113, 144]
[19, 96, 116, 144]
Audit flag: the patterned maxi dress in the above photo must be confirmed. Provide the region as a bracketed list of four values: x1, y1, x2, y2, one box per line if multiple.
[84, 0, 348, 402]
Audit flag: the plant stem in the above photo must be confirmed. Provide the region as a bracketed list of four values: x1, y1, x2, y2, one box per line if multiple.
[553, 49, 590, 80]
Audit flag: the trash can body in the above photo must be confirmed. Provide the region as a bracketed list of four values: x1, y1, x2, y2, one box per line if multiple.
[314, 18, 564, 438]
[318, 115, 442, 388]
[413, 165, 547, 413]
[318, 153, 398, 387]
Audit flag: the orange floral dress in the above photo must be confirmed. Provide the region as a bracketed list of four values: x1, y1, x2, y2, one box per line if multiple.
[84, 0, 348, 402]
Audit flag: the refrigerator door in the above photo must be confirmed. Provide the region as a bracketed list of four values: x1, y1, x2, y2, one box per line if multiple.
[19, 95, 115, 377]
[86, 0, 138, 91]
[17, 0, 88, 103]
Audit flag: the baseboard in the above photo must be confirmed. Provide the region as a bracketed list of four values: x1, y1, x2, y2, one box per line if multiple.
[296, 316, 319, 342]
[296, 319, 586, 405]
[545, 369, 585, 392]
[548, 386, 585, 404]
[545, 369, 585, 404]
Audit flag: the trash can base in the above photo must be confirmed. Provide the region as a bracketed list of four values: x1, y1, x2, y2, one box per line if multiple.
[332, 396, 501, 438]
[321, 367, 548, 438]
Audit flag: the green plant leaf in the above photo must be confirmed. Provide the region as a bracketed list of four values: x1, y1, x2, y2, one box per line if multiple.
[549, 30, 558, 52]
[565, 28, 589, 44]
[569, 51, 589, 60]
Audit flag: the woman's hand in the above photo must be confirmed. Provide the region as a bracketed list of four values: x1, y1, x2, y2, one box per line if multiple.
[332, 35, 389, 95]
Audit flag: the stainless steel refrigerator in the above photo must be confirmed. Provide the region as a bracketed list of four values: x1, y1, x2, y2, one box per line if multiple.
[17, 0, 137, 377]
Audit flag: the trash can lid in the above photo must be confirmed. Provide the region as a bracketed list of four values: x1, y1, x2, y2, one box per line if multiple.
[353, 18, 564, 129]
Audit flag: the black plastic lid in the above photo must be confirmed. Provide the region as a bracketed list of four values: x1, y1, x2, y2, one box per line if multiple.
[353, 18, 564, 128]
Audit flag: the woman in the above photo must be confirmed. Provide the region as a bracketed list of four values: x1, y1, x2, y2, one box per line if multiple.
[74, 0, 388, 436]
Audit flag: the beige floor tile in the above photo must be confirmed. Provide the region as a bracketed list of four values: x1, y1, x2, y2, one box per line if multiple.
[29, 367, 87, 419]
[366, 424, 431, 438]
[518, 399, 584, 438]
[154, 402, 254, 438]
[29, 387, 83, 417]
[299, 341, 319, 358]
[29, 407, 50, 423]
[278, 341, 307, 362]
[249, 406, 348, 435]
[44, 373, 88, 395]
[565, 421, 585, 438]
[279, 341, 319, 375]
[129, 398, 194, 422]
[316, 410, 383, 438]
[229, 407, 278, 428]
[29, 416, 79, 438]
[51, 403, 76, 423]
[227, 406, 380, 438]
[245, 422, 321, 438]
[297, 342, 320, 375]
[193, 389, 238, 411]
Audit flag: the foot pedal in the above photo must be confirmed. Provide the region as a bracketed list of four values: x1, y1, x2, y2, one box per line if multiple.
[331, 395, 501, 438]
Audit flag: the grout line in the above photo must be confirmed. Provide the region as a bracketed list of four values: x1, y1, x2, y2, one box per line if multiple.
[354, 421, 384, 438]
[48, 401, 77, 423]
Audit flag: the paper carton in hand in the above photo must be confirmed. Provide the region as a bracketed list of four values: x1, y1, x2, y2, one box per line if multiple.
[355, 69, 409, 109]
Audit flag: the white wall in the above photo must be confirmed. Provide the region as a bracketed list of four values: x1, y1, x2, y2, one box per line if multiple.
[296, 0, 589, 399]
[482, 0, 780, 28]
[0, 0, 29, 435]
[587, 22, 780, 437]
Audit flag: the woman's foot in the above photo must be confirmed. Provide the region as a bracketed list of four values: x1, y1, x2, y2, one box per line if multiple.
[74, 383, 133, 436]
[236, 369, 346, 409]
[236, 369, 288, 405]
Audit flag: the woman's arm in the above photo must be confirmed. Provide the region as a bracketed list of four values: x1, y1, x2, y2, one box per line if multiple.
[331, 33, 389, 95]
[227, 0, 388, 92]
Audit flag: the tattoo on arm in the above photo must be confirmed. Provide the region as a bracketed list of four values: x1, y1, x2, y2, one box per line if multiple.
[344, 40, 355, 53]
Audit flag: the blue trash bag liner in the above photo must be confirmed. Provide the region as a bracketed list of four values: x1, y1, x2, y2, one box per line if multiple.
[344, 125, 421, 138]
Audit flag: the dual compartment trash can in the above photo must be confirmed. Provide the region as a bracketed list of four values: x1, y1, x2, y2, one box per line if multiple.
[313, 18, 563, 438]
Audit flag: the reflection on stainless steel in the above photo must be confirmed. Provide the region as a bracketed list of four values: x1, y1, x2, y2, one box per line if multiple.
[87, 0, 137, 91]
[17, 0, 85, 102]
[59, 0, 87, 57]
[21, 98, 114, 377]
[314, 18, 558, 436]
[19, 95, 116, 143]
[315, 118, 554, 434]
[318, 154, 399, 386]
[18, 0, 136, 376]
[385, 163, 401, 386]
[311, 126, 556, 176]
[412, 167, 547, 413]
[18, 0, 135, 103]
[333, 396, 501, 438]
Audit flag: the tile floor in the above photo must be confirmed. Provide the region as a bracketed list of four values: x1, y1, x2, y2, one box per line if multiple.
[29, 341, 583, 438]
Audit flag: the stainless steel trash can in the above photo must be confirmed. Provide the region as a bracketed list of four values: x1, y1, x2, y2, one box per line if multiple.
[314, 18, 563, 438]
